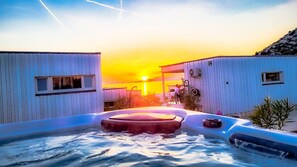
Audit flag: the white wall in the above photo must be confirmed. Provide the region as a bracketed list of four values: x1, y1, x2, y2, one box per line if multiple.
[185, 57, 223, 114]
[0, 52, 103, 124]
[103, 88, 127, 102]
[185, 56, 297, 114]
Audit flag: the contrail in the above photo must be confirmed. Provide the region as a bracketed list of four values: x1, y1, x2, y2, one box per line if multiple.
[119, 0, 123, 21]
[86, 0, 150, 19]
[38, 0, 67, 30]
[86, 0, 122, 12]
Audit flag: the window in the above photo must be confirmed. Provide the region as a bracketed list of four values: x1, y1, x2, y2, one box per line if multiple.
[35, 74, 96, 95]
[261, 71, 284, 85]
[36, 78, 47, 91]
[53, 76, 82, 90]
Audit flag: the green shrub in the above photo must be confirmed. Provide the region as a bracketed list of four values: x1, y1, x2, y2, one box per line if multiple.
[143, 93, 162, 106]
[113, 93, 162, 110]
[249, 97, 295, 130]
[249, 97, 275, 129]
[272, 98, 295, 130]
[183, 93, 201, 111]
[114, 96, 129, 110]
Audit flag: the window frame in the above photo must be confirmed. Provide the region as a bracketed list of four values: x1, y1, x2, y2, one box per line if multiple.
[35, 74, 96, 96]
[261, 71, 284, 85]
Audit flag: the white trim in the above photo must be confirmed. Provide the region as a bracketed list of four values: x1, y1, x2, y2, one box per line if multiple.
[81, 76, 85, 88]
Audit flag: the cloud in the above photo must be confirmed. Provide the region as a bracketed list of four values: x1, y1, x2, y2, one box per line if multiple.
[0, 0, 297, 82]
[2, 0, 296, 51]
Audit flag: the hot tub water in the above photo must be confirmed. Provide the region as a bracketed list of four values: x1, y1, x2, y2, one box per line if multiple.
[0, 129, 296, 167]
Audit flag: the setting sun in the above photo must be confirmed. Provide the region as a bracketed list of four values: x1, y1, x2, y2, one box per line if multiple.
[141, 76, 149, 81]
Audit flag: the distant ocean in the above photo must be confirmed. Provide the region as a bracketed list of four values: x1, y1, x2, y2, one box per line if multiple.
[103, 80, 182, 96]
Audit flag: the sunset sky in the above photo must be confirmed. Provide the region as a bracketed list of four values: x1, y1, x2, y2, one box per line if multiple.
[1, 0, 297, 85]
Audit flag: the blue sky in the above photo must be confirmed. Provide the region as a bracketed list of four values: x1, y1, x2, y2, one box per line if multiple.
[0, 0, 296, 83]
[211, 0, 288, 11]
[0, 0, 291, 30]
[0, 0, 289, 20]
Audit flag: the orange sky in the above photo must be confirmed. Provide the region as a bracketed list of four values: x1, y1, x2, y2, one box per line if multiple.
[1, 0, 297, 84]
[101, 30, 288, 83]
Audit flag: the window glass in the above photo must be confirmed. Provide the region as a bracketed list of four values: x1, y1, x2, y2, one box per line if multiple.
[262, 71, 283, 85]
[73, 76, 82, 88]
[53, 76, 82, 90]
[53, 77, 60, 90]
[84, 76, 93, 88]
[61, 77, 72, 89]
[265, 72, 280, 82]
[37, 78, 47, 91]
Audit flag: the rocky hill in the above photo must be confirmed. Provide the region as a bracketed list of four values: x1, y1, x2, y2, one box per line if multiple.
[255, 28, 297, 55]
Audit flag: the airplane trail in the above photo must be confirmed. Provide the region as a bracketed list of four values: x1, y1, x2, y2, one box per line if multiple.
[119, 0, 123, 21]
[86, 0, 150, 19]
[38, 0, 67, 30]
[86, 0, 122, 12]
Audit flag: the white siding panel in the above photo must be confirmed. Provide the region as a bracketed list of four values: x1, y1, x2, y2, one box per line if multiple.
[0, 57, 3, 123]
[184, 56, 297, 115]
[103, 88, 127, 102]
[2, 55, 9, 122]
[0, 52, 103, 124]
[15, 54, 21, 122]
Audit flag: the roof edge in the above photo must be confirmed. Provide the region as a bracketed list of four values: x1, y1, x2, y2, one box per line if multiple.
[0, 51, 101, 55]
[160, 55, 297, 68]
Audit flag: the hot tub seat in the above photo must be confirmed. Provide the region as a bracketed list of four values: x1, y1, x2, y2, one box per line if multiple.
[101, 113, 183, 134]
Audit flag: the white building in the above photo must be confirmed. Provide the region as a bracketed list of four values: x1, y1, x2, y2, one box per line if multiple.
[103, 87, 127, 111]
[0, 51, 103, 124]
[161, 56, 297, 115]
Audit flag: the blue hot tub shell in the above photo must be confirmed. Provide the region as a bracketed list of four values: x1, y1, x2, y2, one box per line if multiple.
[0, 107, 296, 160]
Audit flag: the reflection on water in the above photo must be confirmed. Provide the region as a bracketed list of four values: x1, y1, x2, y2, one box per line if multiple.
[0, 129, 296, 167]
[143, 82, 147, 95]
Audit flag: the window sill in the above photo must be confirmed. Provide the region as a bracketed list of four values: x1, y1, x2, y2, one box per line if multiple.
[262, 82, 284, 86]
[36, 89, 96, 96]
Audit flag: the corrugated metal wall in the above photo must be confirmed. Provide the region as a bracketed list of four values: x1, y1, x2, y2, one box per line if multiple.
[103, 88, 127, 102]
[185, 57, 222, 114]
[0, 52, 103, 124]
[185, 56, 297, 114]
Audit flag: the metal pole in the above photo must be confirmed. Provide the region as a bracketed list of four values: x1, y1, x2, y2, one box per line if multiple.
[129, 86, 137, 108]
[162, 72, 166, 102]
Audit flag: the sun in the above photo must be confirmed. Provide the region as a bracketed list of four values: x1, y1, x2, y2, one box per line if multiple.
[141, 76, 148, 81]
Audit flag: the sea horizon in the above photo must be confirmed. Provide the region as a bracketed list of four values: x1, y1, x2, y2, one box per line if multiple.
[103, 80, 182, 96]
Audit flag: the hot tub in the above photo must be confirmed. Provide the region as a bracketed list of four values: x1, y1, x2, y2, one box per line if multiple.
[0, 107, 297, 166]
[101, 113, 183, 134]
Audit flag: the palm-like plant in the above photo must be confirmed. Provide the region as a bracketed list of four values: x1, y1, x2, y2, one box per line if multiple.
[249, 97, 295, 130]
[272, 98, 295, 130]
[249, 97, 275, 129]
